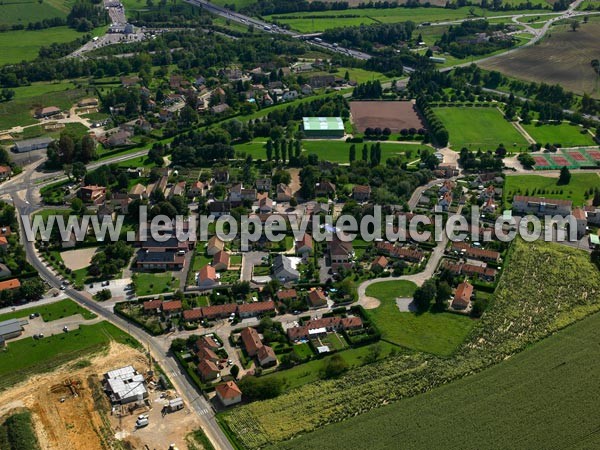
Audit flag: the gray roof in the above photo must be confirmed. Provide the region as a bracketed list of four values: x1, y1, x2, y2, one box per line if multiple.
[273, 254, 300, 279]
[0, 318, 23, 338]
[13, 136, 54, 150]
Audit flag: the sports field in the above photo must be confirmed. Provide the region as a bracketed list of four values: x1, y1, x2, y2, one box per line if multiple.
[433, 107, 529, 150]
[522, 122, 596, 147]
[364, 280, 474, 356]
[273, 309, 600, 450]
[503, 173, 600, 206]
[350, 101, 423, 133]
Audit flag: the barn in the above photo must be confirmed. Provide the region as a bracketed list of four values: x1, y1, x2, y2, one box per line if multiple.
[302, 117, 345, 138]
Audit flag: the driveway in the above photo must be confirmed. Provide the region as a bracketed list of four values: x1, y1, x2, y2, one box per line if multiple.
[240, 251, 268, 281]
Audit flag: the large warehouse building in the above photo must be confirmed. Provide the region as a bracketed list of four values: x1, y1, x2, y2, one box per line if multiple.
[13, 136, 54, 153]
[302, 117, 345, 138]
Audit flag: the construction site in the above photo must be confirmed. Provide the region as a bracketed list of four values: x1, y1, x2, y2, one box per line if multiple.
[0, 342, 205, 450]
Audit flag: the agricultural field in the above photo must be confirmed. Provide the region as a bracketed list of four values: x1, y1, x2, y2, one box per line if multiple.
[221, 239, 600, 449]
[272, 308, 600, 450]
[521, 122, 596, 147]
[234, 138, 428, 163]
[364, 280, 474, 356]
[434, 107, 529, 151]
[350, 101, 424, 133]
[0, 0, 74, 26]
[0, 299, 96, 323]
[503, 173, 600, 206]
[0, 82, 87, 131]
[0, 26, 89, 66]
[267, 6, 549, 33]
[0, 321, 138, 389]
[480, 18, 600, 98]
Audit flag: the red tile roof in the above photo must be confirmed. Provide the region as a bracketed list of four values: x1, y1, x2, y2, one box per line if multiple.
[277, 289, 297, 300]
[0, 279, 20, 291]
[162, 300, 182, 311]
[183, 309, 203, 321]
[215, 381, 242, 399]
[452, 281, 473, 308]
[307, 289, 327, 307]
[240, 327, 263, 356]
[238, 301, 275, 315]
[143, 299, 162, 311]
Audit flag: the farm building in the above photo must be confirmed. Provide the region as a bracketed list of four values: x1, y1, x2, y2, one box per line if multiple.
[12, 136, 55, 153]
[0, 318, 25, 341]
[302, 117, 345, 138]
[104, 365, 148, 404]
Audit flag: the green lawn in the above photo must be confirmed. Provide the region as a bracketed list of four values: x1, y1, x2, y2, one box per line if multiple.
[0, 27, 89, 66]
[522, 122, 596, 147]
[258, 341, 397, 391]
[0, 0, 74, 26]
[365, 280, 475, 356]
[273, 308, 600, 450]
[503, 173, 600, 207]
[134, 272, 178, 296]
[434, 107, 529, 151]
[292, 342, 314, 360]
[267, 6, 549, 33]
[334, 68, 392, 84]
[0, 299, 96, 323]
[0, 321, 139, 388]
[302, 141, 426, 164]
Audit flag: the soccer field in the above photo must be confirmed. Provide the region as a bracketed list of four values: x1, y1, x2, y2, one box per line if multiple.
[434, 107, 529, 151]
[522, 122, 596, 147]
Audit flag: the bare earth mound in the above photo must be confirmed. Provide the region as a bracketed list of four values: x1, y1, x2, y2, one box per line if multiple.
[350, 101, 424, 132]
[60, 247, 98, 271]
[480, 20, 600, 98]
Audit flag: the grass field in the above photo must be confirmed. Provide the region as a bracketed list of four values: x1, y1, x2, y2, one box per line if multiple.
[0, 82, 86, 130]
[503, 173, 600, 206]
[434, 107, 529, 150]
[364, 280, 475, 356]
[267, 6, 548, 33]
[0, 26, 89, 66]
[0, 299, 96, 323]
[134, 272, 178, 296]
[522, 122, 596, 147]
[235, 139, 428, 163]
[272, 308, 600, 450]
[0, 0, 74, 26]
[222, 239, 600, 449]
[480, 18, 600, 98]
[0, 321, 138, 388]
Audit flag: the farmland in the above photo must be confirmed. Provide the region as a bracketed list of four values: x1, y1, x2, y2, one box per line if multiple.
[480, 18, 600, 98]
[221, 239, 600, 449]
[521, 122, 596, 147]
[503, 173, 600, 206]
[0, 321, 138, 389]
[266, 6, 549, 33]
[0, 0, 74, 26]
[0, 299, 96, 323]
[365, 280, 475, 356]
[350, 101, 424, 133]
[272, 308, 600, 450]
[433, 107, 529, 151]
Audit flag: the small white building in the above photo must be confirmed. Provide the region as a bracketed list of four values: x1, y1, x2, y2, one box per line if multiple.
[104, 365, 148, 404]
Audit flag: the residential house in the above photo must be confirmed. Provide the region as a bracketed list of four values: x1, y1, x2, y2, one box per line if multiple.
[451, 280, 473, 310]
[161, 300, 182, 317]
[240, 327, 262, 357]
[307, 288, 327, 308]
[188, 181, 208, 198]
[276, 289, 297, 301]
[258, 197, 274, 214]
[168, 181, 186, 199]
[238, 301, 276, 319]
[183, 308, 203, 322]
[371, 255, 388, 271]
[106, 130, 132, 148]
[441, 260, 497, 282]
[207, 236, 225, 256]
[212, 250, 230, 271]
[352, 185, 371, 202]
[272, 254, 300, 281]
[287, 316, 363, 341]
[35, 106, 61, 118]
[196, 335, 221, 351]
[128, 183, 147, 200]
[143, 299, 162, 315]
[0, 279, 20, 293]
[208, 200, 231, 217]
[256, 178, 272, 192]
[376, 242, 424, 263]
[512, 195, 572, 217]
[329, 237, 353, 266]
[136, 249, 186, 270]
[295, 233, 313, 257]
[197, 345, 220, 363]
[315, 181, 336, 198]
[0, 166, 12, 180]
[300, 84, 313, 95]
[276, 183, 293, 202]
[215, 381, 242, 406]
[450, 242, 500, 263]
[79, 185, 106, 204]
[0, 263, 11, 279]
[200, 303, 237, 320]
[197, 359, 220, 382]
[572, 207, 587, 238]
[198, 265, 220, 289]
[257, 345, 277, 367]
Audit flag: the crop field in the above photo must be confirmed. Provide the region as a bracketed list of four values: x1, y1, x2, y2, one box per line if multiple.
[0, 0, 74, 26]
[503, 173, 600, 206]
[0, 83, 86, 131]
[364, 280, 474, 356]
[480, 19, 600, 98]
[434, 107, 529, 151]
[221, 239, 600, 449]
[522, 122, 596, 147]
[0, 321, 137, 389]
[0, 299, 96, 323]
[350, 101, 424, 133]
[234, 139, 427, 163]
[267, 6, 547, 33]
[0, 26, 87, 66]
[272, 309, 600, 450]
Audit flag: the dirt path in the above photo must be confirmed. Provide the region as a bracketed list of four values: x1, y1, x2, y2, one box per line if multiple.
[288, 168, 301, 196]
[60, 247, 98, 271]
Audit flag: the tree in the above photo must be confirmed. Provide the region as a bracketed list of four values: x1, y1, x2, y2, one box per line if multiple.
[266, 140, 273, 161]
[72, 161, 87, 181]
[435, 281, 452, 310]
[323, 354, 348, 379]
[413, 279, 436, 312]
[558, 166, 571, 185]
[362, 144, 368, 161]
[349, 144, 356, 163]
[364, 344, 382, 364]
[71, 197, 84, 215]
[230, 364, 240, 379]
[570, 20, 580, 32]
[238, 376, 283, 400]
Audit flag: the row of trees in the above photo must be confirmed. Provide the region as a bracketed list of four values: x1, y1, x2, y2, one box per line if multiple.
[46, 132, 97, 169]
[415, 95, 449, 147]
[352, 80, 383, 99]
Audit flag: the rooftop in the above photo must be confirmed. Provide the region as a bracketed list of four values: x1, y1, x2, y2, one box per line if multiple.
[302, 117, 344, 131]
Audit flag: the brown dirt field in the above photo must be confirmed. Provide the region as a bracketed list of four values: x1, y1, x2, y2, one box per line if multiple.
[350, 101, 425, 132]
[0, 342, 202, 450]
[480, 19, 600, 98]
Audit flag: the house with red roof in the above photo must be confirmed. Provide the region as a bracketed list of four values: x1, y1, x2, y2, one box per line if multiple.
[215, 381, 242, 406]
